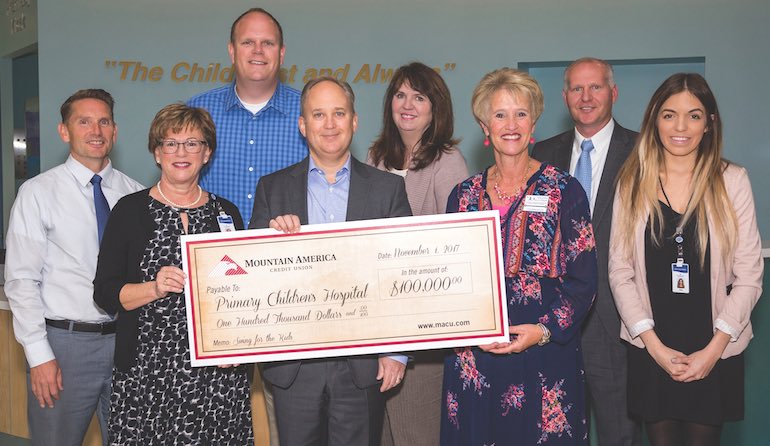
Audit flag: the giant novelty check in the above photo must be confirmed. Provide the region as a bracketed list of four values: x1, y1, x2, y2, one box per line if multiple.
[181, 211, 508, 366]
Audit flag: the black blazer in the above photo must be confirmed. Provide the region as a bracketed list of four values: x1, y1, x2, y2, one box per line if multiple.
[249, 155, 412, 389]
[93, 188, 243, 371]
[531, 122, 637, 340]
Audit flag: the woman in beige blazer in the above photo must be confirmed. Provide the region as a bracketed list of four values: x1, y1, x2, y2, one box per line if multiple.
[609, 73, 763, 446]
[368, 62, 468, 446]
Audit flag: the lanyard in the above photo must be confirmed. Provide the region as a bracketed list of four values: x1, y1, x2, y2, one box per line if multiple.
[658, 177, 690, 265]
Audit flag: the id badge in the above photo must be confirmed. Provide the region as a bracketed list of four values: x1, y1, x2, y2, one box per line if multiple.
[522, 195, 549, 213]
[217, 214, 236, 232]
[671, 263, 690, 294]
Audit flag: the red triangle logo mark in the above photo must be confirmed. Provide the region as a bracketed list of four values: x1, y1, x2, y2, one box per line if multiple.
[209, 255, 248, 277]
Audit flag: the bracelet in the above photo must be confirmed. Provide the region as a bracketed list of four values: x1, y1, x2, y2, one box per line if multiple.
[536, 323, 551, 346]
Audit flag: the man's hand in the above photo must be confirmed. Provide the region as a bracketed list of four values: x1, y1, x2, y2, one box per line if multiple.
[30, 359, 63, 408]
[377, 357, 406, 392]
[269, 215, 301, 234]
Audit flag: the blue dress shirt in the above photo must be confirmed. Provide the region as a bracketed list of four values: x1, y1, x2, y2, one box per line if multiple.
[188, 82, 308, 225]
[306, 155, 407, 365]
[307, 156, 351, 225]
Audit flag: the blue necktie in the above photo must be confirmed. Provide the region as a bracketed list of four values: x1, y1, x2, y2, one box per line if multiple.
[90, 175, 110, 243]
[575, 139, 595, 201]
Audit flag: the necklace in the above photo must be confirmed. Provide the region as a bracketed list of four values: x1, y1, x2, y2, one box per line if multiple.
[157, 181, 203, 209]
[493, 161, 532, 205]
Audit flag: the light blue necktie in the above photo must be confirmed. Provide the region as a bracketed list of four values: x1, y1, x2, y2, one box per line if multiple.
[90, 174, 110, 243]
[575, 139, 594, 201]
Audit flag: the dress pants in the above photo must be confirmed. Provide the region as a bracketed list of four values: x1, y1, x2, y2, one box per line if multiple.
[272, 358, 384, 446]
[582, 314, 641, 446]
[27, 325, 114, 446]
[380, 350, 444, 446]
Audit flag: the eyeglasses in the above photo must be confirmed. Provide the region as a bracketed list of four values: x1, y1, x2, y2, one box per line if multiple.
[158, 139, 207, 154]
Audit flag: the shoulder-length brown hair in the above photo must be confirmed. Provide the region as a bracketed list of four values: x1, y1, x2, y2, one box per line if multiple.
[369, 62, 458, 170]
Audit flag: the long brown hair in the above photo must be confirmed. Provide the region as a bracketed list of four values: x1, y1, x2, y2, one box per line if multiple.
[369, 62, 458, 170]
[615, 73, 737, 266]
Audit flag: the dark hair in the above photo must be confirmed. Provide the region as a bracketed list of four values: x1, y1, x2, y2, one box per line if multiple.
[60, 89, 115, 123]
[641, 72, 721, 162]
[615, 72, 732, 267]
[300, 76, 356, 115]
[369, 62, 458, 171]
[230, 8, 283, 47]
[148, 103, 217, 156]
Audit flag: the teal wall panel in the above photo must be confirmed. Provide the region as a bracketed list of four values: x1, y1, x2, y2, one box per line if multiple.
[33, 0, 770, 238]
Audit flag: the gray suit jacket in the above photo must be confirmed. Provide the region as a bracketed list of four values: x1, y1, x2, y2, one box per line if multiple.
[531, 122, 637, 340]
[249, 155, 412, 389]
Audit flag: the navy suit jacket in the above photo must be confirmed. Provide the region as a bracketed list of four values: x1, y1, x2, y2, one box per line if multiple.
[531, 122, 637, 341]
[249, 155, 412, 389]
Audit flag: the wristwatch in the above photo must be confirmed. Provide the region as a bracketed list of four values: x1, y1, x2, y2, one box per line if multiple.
[536, 323, 551, 346]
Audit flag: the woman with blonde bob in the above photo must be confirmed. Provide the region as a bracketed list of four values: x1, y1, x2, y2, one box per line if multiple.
[441, 68, 597, 445]
[609, 73, 763, 445]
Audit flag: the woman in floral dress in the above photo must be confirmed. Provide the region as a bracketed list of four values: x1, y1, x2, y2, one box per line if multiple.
[441, 68, 597, 445]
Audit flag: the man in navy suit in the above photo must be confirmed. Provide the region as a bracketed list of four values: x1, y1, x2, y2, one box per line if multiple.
[532, 58, 640, 446]
[250, 77, 412, 445]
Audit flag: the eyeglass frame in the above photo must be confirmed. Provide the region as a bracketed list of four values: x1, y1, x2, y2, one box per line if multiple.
[157, 139, 208, 154]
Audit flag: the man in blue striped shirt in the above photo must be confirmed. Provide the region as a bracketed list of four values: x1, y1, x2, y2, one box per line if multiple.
[189, 8, 307, 225]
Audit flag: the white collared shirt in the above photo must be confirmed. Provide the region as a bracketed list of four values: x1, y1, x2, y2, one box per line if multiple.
[4, 155, 143, 367]
[568, 119, 615, 214]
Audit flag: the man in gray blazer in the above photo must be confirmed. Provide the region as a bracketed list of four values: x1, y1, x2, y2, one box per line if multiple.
[532, 58, 640, 446]
[250, 77, 412, 446]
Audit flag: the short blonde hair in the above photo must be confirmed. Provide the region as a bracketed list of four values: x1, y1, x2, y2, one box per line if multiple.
[471, 68, 544, 125]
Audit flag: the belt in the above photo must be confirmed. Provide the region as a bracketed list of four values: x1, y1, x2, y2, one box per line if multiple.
[45, 318, 116, 335]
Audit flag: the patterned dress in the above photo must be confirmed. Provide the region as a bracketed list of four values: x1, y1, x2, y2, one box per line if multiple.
[109, 199, 254, 445]
[441, 164, 597, 445]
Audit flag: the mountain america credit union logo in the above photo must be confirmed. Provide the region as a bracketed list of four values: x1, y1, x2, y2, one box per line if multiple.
[208, 255, 248, 277]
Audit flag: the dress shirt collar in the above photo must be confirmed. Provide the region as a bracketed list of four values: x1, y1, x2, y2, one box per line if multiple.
[573, 118, 614, 155]
[308, 153, 351, 180]
[224, 81, 293, 117]
[65, 154, 114, 188]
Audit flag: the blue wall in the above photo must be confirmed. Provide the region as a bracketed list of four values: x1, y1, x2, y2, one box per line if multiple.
[723, 262, 770, 444]
[36, 0, 770, 238]
[21, 3, 770, 443]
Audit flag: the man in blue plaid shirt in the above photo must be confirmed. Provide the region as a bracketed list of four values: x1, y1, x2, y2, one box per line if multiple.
[189, 8, 307, 225]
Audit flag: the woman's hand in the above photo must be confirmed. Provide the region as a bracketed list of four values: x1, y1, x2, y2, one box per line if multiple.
[671, 330, 730, 382]
[479, 324, 542, 354]
[647, 343, 688, 379]
[269, 214, 301, 234]
[640, 330, 688, 379]
[154, 266, 186, 299]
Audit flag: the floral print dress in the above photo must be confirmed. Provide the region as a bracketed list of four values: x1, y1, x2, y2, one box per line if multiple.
[441, 164, 597, 445]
